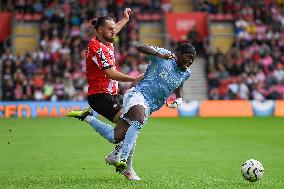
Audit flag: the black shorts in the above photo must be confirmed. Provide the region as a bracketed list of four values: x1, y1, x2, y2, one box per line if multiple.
[87, 93, 123, 122]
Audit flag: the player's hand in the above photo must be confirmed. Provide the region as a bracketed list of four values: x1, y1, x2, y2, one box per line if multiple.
[158, 53, 176, 60]
[166, 98, 183, 109]
[123, 8, 132, 21]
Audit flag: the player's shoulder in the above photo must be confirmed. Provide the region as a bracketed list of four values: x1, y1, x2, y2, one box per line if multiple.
[89, 37, 97, 49]
[89, 37, 103, 50]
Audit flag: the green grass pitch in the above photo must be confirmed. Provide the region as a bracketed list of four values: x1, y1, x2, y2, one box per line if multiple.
[0, 117, 284, 188]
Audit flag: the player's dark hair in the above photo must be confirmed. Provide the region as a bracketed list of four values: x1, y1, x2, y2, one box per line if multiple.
[176, 43, 196, 55]
[91, 16, 114, 30]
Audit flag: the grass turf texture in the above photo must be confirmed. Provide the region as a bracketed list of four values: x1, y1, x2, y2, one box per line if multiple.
[0, 117, 284, 188]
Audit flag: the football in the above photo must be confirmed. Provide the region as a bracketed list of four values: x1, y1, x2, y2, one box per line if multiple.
[241, 159, 264, 182]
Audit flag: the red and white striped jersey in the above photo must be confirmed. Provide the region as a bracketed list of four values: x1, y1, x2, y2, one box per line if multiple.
[86, 37, 119, 95]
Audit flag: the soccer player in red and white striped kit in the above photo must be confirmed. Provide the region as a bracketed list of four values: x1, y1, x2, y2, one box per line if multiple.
[85, 8, 143, 180]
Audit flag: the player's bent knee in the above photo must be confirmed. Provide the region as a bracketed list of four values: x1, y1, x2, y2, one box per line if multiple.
[127, 105, 145, 122]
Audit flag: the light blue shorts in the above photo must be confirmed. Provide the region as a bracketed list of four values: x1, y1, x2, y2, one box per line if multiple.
[121, 87, 150, 124]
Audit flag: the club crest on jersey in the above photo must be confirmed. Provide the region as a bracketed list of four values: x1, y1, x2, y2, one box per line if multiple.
[97, 48, 109, 67]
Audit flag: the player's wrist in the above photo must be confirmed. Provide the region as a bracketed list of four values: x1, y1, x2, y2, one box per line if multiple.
[122, 17, 129, 22]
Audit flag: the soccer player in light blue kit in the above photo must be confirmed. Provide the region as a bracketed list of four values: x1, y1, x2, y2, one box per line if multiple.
[67, 43, 196, 179]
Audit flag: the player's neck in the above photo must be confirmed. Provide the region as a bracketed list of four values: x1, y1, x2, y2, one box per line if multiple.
[96, 35, 108, 45]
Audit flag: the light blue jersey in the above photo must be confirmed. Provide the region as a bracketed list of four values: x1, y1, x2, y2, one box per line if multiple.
[136, 47, 191, 113]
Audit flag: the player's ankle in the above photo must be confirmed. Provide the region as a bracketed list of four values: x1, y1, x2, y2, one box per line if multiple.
[84, 115, 93, 122]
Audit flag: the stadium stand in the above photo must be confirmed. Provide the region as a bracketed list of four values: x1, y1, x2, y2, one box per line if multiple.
[196, 0, 284, 100]
[1, 0, 284, 101]
[0, 0, 164, 101]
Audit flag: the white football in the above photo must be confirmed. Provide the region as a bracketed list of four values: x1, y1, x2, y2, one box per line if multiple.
[241, 159, 264, 182]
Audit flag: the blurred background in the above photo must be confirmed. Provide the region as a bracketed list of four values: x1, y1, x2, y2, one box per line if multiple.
[0, 0, 284, 117]
[1, 2, 284, 188]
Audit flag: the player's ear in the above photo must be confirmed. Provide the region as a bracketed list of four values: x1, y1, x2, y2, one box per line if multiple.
[175, 52, 180, 58]
[97, 26, 103, 33]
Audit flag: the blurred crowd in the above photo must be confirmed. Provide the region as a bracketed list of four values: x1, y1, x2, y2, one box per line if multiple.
[1, 0, 284, 101]
[0, 0, 165, 101]
[198, 0, 284, 100]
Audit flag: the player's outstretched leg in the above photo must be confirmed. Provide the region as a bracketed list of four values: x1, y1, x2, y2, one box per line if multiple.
[67, 107, 115, 143]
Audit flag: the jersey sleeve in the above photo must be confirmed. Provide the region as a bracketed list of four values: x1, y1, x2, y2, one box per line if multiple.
[147, 46, 172, 63]
[90, 43, 113, 70]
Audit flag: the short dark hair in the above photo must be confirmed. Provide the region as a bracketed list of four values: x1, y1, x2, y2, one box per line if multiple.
[91, 16, 114, 30]
[176, 43, 196, 55]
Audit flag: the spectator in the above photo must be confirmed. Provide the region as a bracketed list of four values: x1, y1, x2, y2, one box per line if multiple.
[2, 80, 14, 101]
[23, 79, 34, 100]
[53, 77, 64, 100]
[187, 25, 202, 52]
[2, 1, 157, 101]
[204, 1, 284, 100]
[43, 79, 54, 100]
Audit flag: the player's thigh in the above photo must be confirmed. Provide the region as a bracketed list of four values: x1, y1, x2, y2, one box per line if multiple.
[122, 88, 149, 124]
[87, 93, 122, 122]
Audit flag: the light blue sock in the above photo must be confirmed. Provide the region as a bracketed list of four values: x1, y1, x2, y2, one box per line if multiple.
[127, 142, 136, 170]
[120, 121, 142, 160]
[85, 116, 114, 143]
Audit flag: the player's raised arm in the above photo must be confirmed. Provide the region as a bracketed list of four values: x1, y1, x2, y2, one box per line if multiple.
[114, 8, 131, 34]
[137, 44, 175, 60]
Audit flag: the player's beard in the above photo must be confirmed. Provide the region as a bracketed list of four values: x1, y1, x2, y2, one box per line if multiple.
[102, 33, 114, 43]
